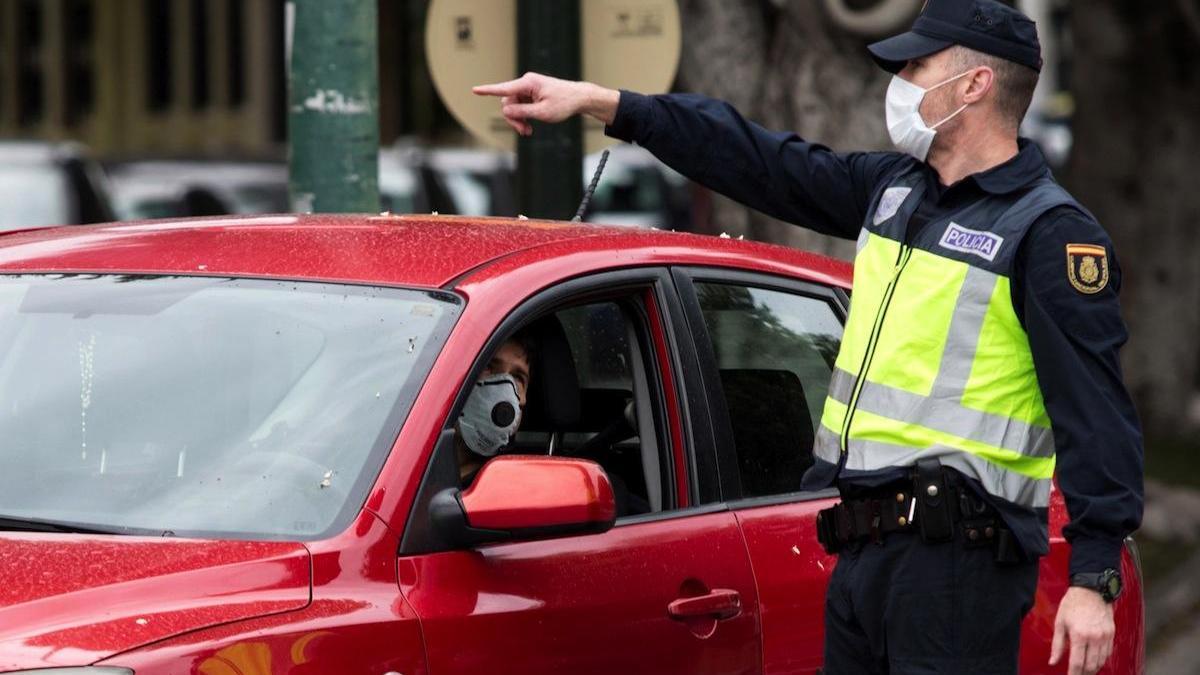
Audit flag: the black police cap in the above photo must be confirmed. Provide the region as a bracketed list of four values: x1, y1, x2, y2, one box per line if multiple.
[868, 0, 1043, 73]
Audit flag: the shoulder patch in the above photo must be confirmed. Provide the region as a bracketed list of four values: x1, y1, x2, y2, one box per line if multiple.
[1066, 243, 1109, 294]
[873, 187, 912, 225]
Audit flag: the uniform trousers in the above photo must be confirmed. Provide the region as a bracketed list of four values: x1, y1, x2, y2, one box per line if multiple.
[822, 528, 1040, 674]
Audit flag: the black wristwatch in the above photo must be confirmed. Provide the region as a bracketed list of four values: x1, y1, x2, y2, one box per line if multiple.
[1070, 568, 1123, 603]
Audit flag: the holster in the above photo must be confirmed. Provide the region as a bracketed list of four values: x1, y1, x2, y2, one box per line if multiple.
[913, 458, 954, 543]
[815, 507, 843, 555]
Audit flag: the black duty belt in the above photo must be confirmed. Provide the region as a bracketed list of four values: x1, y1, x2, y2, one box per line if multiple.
[815, 458, 1023, 564]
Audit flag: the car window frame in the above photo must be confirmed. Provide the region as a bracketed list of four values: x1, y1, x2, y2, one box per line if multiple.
[398, 267, 725, 556]
[671, 266, 847, 508]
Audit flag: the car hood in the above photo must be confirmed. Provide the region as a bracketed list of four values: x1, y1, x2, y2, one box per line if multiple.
[0, 533, 311, 670]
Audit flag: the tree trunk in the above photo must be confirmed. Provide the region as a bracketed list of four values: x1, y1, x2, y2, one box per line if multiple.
[675, 0, 897, 258]
[674, 0, 769, 238]
[1065, 0, 1200, 437]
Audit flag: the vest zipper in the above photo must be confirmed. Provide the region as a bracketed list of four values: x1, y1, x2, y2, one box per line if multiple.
[840, 243, 914, 457]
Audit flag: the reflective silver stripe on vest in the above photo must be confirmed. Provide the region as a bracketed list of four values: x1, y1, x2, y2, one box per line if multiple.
[827, 367, 1055, 458]
[815, 424, 841, 464]
[856, 227, 870, 255]
[930, 265, 996, 399]
[835, 434, 1051, 508]
[828, 366, 856, 406]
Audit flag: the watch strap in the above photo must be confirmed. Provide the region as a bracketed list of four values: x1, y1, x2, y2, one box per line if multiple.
[1070, 569, 1122, 602]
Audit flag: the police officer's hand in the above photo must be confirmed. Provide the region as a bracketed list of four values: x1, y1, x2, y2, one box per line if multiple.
[473, 72, 620, 136]
[1049, 587, 1115, 675]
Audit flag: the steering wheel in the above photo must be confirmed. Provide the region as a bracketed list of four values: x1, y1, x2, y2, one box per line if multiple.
[572, 400, 638, 460]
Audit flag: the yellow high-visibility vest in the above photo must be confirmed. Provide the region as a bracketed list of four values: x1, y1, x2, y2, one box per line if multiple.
[813, 169, 1084, 509]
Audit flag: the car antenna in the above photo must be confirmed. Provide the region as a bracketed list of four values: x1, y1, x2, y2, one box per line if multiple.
[571, 149, 610, 222]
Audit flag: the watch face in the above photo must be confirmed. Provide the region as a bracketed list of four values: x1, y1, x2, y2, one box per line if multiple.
[1101, 569, 1123, 601]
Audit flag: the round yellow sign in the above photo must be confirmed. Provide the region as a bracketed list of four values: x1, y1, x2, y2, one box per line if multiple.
[425, 0, 682, 154]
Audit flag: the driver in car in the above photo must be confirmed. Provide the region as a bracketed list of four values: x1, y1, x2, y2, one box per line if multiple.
[453, 325, 651, 518]
[455, 330, 537, 487]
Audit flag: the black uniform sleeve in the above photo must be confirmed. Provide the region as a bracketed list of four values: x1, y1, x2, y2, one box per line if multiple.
[604, 90, 906, 240]
[1016, 209, 1144, 576]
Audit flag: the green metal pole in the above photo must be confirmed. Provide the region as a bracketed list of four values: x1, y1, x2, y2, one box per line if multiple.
[287, 0, 380, 213]
[517, 0, 583, 221]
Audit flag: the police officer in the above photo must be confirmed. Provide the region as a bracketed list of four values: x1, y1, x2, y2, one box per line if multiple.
[475, 1, 1143, 672]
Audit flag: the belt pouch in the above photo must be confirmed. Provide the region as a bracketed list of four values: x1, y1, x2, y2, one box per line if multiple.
[993, 528, 1023, 565]
[914, 458, 954, 543]
[816, 506, 843, 555]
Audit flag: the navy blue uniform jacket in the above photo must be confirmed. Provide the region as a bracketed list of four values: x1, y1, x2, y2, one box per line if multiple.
[605, 91, 1143, 575]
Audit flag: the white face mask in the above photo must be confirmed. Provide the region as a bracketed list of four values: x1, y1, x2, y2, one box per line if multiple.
[885, 70, 972, 162]
[457, 373, 522, 457]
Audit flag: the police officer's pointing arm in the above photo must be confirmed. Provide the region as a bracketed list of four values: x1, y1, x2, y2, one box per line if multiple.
[474, 73, 903, 239]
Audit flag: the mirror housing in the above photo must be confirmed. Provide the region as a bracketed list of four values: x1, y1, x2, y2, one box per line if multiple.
[431, 455, 616, 548]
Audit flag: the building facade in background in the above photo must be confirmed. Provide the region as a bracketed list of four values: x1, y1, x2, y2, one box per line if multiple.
[0, 0, 451, 159]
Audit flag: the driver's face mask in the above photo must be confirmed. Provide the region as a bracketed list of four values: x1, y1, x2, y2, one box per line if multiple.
[457, 373, 522, 457]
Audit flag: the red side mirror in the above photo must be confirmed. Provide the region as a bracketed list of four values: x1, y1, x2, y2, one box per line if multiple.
[462, 455, 616, 532]
[431, 456, 616, 547]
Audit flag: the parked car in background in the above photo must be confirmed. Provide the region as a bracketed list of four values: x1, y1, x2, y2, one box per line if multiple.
[419, 145, 518, 217]
[106, 159, 290, 220]
[0, 141, 115, 231]
[103, 145, 692, 227]
[108, 151, 472, 221]
[583, 144, 691, 230]
[381, 142, 692, 228]
[0, 213, 1143, 673]
[378, 144, 462, 216]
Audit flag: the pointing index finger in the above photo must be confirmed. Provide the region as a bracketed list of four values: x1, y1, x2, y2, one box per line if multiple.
[472, 80, 523, 97]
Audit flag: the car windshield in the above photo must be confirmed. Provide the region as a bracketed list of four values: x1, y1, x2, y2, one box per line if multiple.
[0, 164, 72, 230]
[0, 275, 460, 539]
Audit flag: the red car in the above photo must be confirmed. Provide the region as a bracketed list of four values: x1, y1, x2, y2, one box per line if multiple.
[0, 215, 1143, 674]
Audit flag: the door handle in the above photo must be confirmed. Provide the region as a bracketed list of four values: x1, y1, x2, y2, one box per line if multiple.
[668, 588, 742, 621]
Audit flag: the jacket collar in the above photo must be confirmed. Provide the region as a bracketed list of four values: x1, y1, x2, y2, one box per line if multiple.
[965, 138, 1049, 195]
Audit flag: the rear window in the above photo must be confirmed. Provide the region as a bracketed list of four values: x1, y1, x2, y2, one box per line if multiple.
[0, 275, 459, 539]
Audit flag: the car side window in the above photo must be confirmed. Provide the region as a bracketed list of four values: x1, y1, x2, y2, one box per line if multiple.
[461, 298, 671, 519]
[693, 282, 842, 498]
[557, 303, 632, 389]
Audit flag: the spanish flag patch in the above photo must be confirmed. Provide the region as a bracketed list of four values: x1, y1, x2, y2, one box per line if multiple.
[1066, 243, 1109, 294]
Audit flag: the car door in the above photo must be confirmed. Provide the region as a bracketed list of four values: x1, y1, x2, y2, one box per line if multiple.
[397, 270, 763, 675]
[674, 268, 848, 675]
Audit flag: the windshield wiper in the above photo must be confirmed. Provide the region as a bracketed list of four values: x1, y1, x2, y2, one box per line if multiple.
[0, 515, 132, 536]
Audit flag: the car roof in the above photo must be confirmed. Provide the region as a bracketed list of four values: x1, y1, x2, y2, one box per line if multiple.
[106, 160, 287, 184]
[0, 214, 852, 289]
[0, 140, 87, 163]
